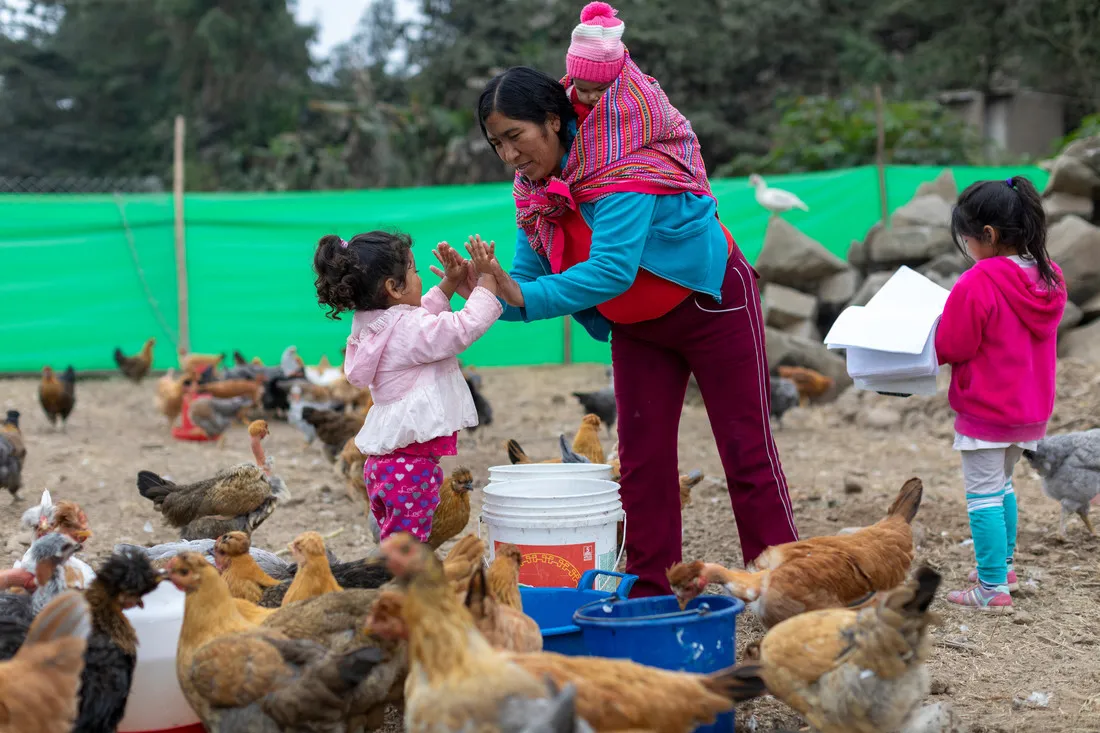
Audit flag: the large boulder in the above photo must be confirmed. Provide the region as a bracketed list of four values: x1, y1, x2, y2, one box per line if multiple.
[863, 225, 955, 266]
[1044, 137, 1100, 199]
[920, 251, 970, 280]
[1059, 300, 1083, 334]
[765, 327, 852, 396]
[1043, 192, 1093, 225]
[818, 267, 861, 306]
[1058, 320, 1100, 362]
[849, 270, 895, 307]
[892, 195, 953, 229]
[1046, 216, 1100, 305]
[755, 218, 848, 291]
[914, 169, 958, 203]
[762, 283, 818, 329]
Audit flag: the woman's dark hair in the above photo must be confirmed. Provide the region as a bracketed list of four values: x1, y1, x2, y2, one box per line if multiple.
[313, 231, 413, 320]
[477, 66, 577, 148]
[951, 175, 1060, 290]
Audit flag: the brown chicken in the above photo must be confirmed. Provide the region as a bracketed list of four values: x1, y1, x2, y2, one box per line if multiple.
[38, 366, 76, 432]
[281, 531, 343, 606]
[301, 405, 369, 463]
[776, 366, 834, 407]
[487, 543, 524, 612]
[234, 598, 277, 624]
[0, 591, 91, 733]
[729, 567, 944, 733]
[338, 437, 368, 503]
[179, 352, 224, 375]
[678, 470, 704, 509]
[114, 338, 155, 383]
[164, 552, 382, 732]
[330, 377, 374, 414]
[214, 531, 281, 603]
[669, 478, 923, 628]
[198, 375, 264, 403]
[0, 410, 26, 498]
[426, 467, 475, 550]
[506, 414, 606, 466]
[137, 420, 281, 529]
[441, 534, 487, 595]
[465, 566, 542, 653]
[379, 533, 582, 733]
[154, 369, 187, 427]
[377, 537, 762, 733]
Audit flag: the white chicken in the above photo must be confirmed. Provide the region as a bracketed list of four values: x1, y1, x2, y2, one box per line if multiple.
[750, 173, 809, 218]
[305, 354, 344, 386]
[15, 490, 95, 588]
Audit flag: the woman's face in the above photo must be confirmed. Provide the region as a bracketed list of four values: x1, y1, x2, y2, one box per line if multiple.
[483, 112, 565, 182]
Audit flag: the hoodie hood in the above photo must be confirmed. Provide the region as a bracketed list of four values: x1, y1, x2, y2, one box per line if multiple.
[974, 257, 1066, 339]
[342, 306, 417, 390]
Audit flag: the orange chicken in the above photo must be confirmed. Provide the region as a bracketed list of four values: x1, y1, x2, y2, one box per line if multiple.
[197, 375, 263, 403]
[776, 366, 834, 407]
[373, 541, 763, 733]
[164, 552, 381, 730]
[486, 543, 524, 612]
[464, 566, 542, 653]
[38, 366, 76, 432]
[378, 533, 586, 732]
[114, 338, 155, 383]
[213, 531, 281, 603]
[281, 531, 342, 606]
[0, 591, 91, 733]
[154, 369, 187, 427]
[338, 437, 368, 503]
[669, 478, 923, 628]
[506, 413, 606, 465]
[727, 567, 945, 733]
[426, 467, 475, 550]
[179, 352, 224, 375]
[441, 534, 487, 595]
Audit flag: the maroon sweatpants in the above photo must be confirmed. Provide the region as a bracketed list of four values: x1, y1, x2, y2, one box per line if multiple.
[611, 250, 800, 598]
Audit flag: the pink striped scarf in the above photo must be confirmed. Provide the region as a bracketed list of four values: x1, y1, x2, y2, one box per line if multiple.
[513, 53, 712, 261]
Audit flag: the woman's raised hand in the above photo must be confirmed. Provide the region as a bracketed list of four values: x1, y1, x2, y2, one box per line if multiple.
[430, 242, 477, 299]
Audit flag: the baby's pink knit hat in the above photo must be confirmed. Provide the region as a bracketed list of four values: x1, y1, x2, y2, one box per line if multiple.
[566, 2, 625, 84]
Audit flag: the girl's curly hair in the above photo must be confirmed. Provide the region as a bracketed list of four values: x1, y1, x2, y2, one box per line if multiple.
[313, 231, 414, 320]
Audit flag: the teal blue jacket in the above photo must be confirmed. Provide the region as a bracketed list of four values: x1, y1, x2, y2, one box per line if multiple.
[500, 191, 730, 342]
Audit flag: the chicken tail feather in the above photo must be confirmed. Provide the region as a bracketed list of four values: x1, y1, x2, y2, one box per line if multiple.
[506, 439, 531, 465]
[136, 470, 175, 504]
[899, 566, 942, 615]
[704, 664, 768, 702]
[886, 477, 923, 523]
[23, 590, 91, 646]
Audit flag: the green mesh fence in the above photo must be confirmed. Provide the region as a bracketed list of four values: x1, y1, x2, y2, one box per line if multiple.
[0, 165, 1048, 373]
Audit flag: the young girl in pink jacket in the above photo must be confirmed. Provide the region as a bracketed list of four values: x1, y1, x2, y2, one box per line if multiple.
[935, 176, 1066, 613]
[313, 231, 502, 543]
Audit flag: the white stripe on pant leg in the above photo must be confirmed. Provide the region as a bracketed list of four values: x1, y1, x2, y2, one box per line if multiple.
[735, 260, 798, 536]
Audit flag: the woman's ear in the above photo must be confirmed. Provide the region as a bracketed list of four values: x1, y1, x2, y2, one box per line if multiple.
[547, 113, 561, 134]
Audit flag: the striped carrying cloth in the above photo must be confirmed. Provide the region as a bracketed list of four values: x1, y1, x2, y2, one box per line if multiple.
[514, 52, 712, 260]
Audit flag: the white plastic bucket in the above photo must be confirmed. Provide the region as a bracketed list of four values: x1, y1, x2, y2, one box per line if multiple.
[481, 476, 624, 592]
[488, 463, 614, 484]
[118, 582, 203, 733]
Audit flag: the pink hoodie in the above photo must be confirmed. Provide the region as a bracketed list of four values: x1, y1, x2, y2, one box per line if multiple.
[935, 256, 1066, 443]
[344, 285, 502, 456]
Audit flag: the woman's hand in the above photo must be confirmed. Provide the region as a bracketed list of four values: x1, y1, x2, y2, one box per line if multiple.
[430, 242, 477, 299]
[466, 234, 524, 307]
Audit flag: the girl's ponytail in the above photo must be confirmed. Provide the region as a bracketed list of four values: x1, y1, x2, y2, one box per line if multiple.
[1009, 176, 1059, 291]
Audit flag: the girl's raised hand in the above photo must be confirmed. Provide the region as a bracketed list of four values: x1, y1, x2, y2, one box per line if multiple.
[430, 242, 476, 299]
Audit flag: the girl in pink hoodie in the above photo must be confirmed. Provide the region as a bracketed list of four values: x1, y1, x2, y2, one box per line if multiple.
[313, 231, 502, 543]
[935, 176, 1066, 613]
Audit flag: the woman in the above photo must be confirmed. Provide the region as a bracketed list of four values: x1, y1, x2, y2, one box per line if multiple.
[457, 66, 798, 597]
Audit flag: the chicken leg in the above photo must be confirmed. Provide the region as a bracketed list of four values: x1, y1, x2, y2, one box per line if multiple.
[1077, 508, 1095, 535]
[1059, 506, 1070, 538]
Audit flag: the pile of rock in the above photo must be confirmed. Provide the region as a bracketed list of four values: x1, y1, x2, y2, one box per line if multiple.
[1041, 136, 1100, 361]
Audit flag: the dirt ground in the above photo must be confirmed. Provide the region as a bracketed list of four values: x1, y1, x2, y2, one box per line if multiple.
[2, 363, 1099, 733]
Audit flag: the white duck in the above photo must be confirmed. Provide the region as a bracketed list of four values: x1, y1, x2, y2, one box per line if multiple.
[749, 173, 809, 218]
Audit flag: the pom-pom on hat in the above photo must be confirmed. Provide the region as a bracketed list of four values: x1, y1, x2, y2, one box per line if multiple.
[566, 2, 626, 84]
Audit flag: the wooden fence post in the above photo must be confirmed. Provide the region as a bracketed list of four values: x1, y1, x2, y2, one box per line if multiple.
[563, 315, 573, 365]
[173, 115, 190, 356]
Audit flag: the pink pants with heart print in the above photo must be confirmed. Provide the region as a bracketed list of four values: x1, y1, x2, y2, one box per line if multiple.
[365, 452, 443, 543]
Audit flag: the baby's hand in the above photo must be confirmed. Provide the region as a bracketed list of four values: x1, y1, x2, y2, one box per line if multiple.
[476, 270, 499, 296]
[431, 242, 467, 282]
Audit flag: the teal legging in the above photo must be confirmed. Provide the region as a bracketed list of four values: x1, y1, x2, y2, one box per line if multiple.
[961, 446, 1024, 588]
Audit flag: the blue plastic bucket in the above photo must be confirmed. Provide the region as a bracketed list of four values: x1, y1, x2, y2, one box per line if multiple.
[519, 570, 636, 655]
[573, 595, 744, 733]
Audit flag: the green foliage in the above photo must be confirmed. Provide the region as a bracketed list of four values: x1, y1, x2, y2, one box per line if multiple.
[717, 93, 982, 176]
[1054, 113, 1100, 153]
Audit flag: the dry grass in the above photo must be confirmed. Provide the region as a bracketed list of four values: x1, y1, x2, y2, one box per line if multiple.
[2, 362, 1100, 732]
